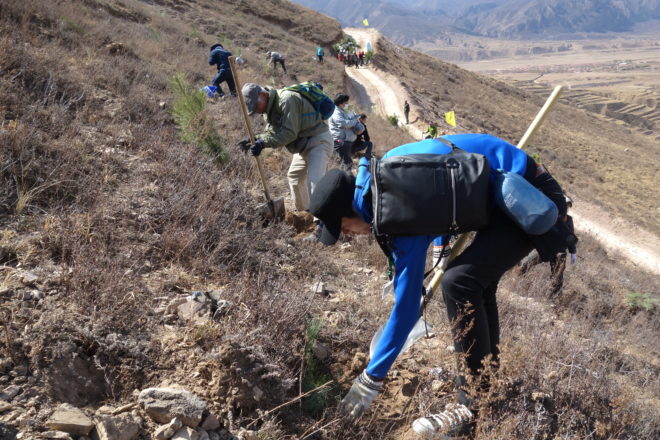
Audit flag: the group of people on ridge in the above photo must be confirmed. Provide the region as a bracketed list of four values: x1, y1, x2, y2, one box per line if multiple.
[212, 40, 577, 440]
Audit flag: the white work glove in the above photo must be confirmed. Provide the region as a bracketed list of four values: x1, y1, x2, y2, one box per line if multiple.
[339, 370, 383, 418]
[570, 253, 577, 264]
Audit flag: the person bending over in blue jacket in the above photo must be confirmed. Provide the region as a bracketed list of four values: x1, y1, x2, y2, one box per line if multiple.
[208, 43, 237, 98]
[309, 134, 570, 439]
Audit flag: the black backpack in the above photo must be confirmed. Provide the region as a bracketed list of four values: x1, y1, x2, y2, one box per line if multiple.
[370, 138, 491, 237]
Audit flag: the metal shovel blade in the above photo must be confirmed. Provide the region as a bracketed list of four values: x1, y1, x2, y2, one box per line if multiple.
[369, 317, 433, 359]
[256, 197, 285, 221]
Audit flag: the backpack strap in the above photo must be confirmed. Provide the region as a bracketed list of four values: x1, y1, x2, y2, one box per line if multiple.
[374, 233, 395, 280]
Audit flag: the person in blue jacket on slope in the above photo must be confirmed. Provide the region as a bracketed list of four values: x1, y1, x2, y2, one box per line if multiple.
[308, 134, 569, 439]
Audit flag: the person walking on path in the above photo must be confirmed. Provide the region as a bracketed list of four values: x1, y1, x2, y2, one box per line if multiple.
[316, 45, 324, 63]
[238, 83, 332, 214]
[328, 93, 364, 172]
[309, 134, 572, 439]
[267, 51, 287, 73]
[404, 100, 410, 124]
[351, 114, 373, 160]
[519, 194, 577, 297]
[208, 43, 237, 98]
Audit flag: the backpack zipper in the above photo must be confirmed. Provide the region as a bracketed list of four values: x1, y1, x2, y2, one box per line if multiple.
[448, 159, 458, 234]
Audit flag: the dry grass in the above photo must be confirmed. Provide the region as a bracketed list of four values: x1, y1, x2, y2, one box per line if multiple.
[0, 0, 658, 439]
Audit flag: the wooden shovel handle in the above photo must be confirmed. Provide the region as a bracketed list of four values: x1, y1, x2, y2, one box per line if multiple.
[228, 56, 273, 204]
[517, 85, 563, 150]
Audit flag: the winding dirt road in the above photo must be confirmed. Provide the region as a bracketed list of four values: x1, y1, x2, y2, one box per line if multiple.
[344, 28, 660, 275]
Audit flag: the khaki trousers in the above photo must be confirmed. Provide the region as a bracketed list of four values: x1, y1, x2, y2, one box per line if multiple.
[287, 131, 333, 211]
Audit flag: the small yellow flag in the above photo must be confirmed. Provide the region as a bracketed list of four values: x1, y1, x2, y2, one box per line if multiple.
[362, 18, 369, 26]
[445, 111, 456, 127]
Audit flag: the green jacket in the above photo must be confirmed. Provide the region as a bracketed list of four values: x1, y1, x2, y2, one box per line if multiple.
[259, 88, 329, 153]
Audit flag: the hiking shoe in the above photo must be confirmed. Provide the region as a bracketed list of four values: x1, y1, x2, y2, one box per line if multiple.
[412, 403, 474, 439]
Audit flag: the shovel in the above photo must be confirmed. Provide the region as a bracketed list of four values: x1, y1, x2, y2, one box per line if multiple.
[228, 56, 285, 220]
[368, 85, 565, 359]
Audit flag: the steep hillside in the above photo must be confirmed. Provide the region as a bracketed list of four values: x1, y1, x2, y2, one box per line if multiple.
[456, 0, 660, 38]
[369, 36, 659, 234]
[294, 0, 660, 41]
[1, 1, 658, 440]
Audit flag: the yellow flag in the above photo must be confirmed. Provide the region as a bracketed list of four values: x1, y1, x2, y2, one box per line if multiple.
[445, 110, 456, 127]
[362, 18, 369, 26]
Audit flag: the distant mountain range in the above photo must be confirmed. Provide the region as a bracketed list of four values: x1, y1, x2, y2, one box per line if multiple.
[292, 0, 660, 40]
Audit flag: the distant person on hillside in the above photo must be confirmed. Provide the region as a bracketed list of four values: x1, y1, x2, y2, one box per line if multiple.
[239, 83, 332, 218]
[519, 193, 577, 297]
[208, 43, 236, 98]
[404, 100, 410, 124]
[328, 93, 364, 172]
[358, 50, 365, 66]
[352, 114, 373, 160]
[316, 45, 324, 63]
[267, 51, 287, 73]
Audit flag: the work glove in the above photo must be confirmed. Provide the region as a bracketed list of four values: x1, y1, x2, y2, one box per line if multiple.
[238, 138, 265, 156]
[340, 370, 383, 419]
[237, 138, 251, 152]
[570, 253, 577, 265]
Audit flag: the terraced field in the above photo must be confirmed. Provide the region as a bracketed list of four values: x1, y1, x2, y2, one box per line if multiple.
[514, 81, 659, 138]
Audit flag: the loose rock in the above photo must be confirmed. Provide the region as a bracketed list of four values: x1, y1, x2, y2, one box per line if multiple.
[138, 387, 206, 427]
[45, 403, 94, 436]
[311, 342, 331, 361]
[200, 413, 220, 431]
[311, 281, 327, 296]
[171, 427, 199, 440]
[94, 412, 141, 440]
[40, 431, 73, 440]
[177, 295, 212, 324]
[154, 417, 183, 440]
[0, 385, 21, 401]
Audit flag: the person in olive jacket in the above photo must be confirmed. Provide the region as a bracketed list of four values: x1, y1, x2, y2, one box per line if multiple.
[239, 83, 333, 213]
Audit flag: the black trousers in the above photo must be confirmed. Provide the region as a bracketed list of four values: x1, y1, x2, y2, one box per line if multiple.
[211, 69, 236, 96]
[442, 208, 534, 402]
[334, 140, 354, 170]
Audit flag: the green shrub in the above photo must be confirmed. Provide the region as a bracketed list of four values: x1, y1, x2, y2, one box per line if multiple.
[387, 114, 399, 126]
[168, 74, 228, 162]
[62, 18, 86, 34]
[301, 317, 333, 417]
[625, 291, 659, 312]
[424, 123, 438, 138]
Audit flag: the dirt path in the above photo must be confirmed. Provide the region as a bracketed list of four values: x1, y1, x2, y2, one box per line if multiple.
[343, 28, 660, 275]
[344, 28, 425, 140]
